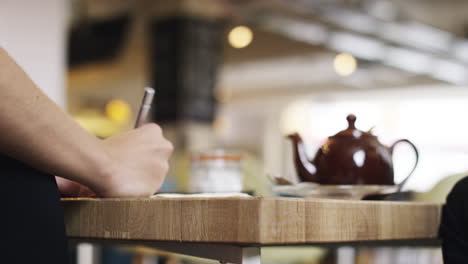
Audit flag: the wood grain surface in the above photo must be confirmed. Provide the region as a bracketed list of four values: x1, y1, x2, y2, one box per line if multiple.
[62, 197, 442, 245]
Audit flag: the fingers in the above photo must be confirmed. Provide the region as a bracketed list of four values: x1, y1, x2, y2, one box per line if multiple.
[141, 123, 162, 134]
[162, 140, 174, 156]
[99, 122, 174, 197]
[135, 123, 173, 181]
[159, 161, 170, 175]
[139, 123, 174, 155]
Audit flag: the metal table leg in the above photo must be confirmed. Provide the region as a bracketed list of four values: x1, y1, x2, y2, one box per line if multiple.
[220, 247, 261, 264]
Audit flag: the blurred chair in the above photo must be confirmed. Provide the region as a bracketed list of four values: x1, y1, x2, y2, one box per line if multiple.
[413, 172, 468, 203]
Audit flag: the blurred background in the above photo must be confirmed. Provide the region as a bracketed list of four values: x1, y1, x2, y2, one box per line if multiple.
[2, 0, 468, 263]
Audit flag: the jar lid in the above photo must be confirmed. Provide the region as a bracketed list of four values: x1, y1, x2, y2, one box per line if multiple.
[191, 150, 242, 162]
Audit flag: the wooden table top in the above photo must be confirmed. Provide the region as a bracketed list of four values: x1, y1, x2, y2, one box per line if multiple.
[62, 196, 442, 245]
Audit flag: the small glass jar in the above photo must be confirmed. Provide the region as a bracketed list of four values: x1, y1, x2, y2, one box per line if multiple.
[189, 150, 243, 193]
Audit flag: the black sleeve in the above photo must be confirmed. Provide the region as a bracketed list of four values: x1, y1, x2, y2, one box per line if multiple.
[0, 155, 69, 263]
[440, 176, 468, 263]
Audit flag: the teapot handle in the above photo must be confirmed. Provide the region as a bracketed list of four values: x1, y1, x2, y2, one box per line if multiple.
[390, 139, 419, 191]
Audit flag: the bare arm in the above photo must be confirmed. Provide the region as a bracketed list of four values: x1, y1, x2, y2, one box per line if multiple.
[0, 47, 172, 197]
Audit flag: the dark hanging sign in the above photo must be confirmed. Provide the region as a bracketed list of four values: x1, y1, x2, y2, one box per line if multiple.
[149, 17, 224, 123]
[68, 14, 131, 67]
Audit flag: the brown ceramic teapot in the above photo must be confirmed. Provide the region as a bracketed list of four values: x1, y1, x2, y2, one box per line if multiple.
[287, 114, 418, 188]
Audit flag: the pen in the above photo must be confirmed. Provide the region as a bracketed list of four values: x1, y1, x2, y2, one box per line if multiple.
[134, 87, 155, 128]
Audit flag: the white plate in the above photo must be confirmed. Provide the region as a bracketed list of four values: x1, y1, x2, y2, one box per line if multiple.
[272, 182, 399, 200]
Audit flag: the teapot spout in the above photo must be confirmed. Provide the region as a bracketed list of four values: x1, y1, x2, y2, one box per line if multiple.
[287, 133, 318, 183]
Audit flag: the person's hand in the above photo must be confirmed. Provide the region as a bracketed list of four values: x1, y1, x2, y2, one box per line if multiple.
[91, 123, 173, 197]
[56, 177, 95, 197]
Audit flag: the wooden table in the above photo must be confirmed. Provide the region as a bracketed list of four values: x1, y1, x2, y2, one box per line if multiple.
[62, 196, 442, 264]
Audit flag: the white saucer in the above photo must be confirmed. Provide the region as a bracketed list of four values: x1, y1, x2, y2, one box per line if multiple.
[272, 182, 399, 200]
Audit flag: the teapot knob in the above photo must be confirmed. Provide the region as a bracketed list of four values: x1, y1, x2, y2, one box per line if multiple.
[347, 114, 356, 129]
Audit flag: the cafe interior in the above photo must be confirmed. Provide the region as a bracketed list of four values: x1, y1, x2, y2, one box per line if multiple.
[3, 0, 468, 263]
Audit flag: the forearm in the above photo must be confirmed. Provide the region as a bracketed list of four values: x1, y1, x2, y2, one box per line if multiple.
[0, 47, 111, 188]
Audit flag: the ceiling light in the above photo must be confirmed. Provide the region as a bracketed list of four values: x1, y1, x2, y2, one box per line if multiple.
[228, 26, 253, 49]
[334, 53, 357, 77]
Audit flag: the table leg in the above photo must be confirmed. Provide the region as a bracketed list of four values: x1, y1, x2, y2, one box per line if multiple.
[220, 247, 261, 264]
[76, 243, 100, 264]
[337, 247, 356, 264]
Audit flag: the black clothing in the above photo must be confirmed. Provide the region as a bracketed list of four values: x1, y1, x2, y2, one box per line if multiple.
[0, 155, 69, 263]
[440, 176, 468, 263]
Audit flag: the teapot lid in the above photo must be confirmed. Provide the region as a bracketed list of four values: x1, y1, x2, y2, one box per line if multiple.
[332, 114, 374, 138]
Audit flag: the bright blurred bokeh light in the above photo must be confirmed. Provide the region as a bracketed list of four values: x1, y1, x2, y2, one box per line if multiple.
[333, 53, 357, 76]
[73, 109, 122, 138]
[228, 26, 253, 49]
[105, 99, 132, 124]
